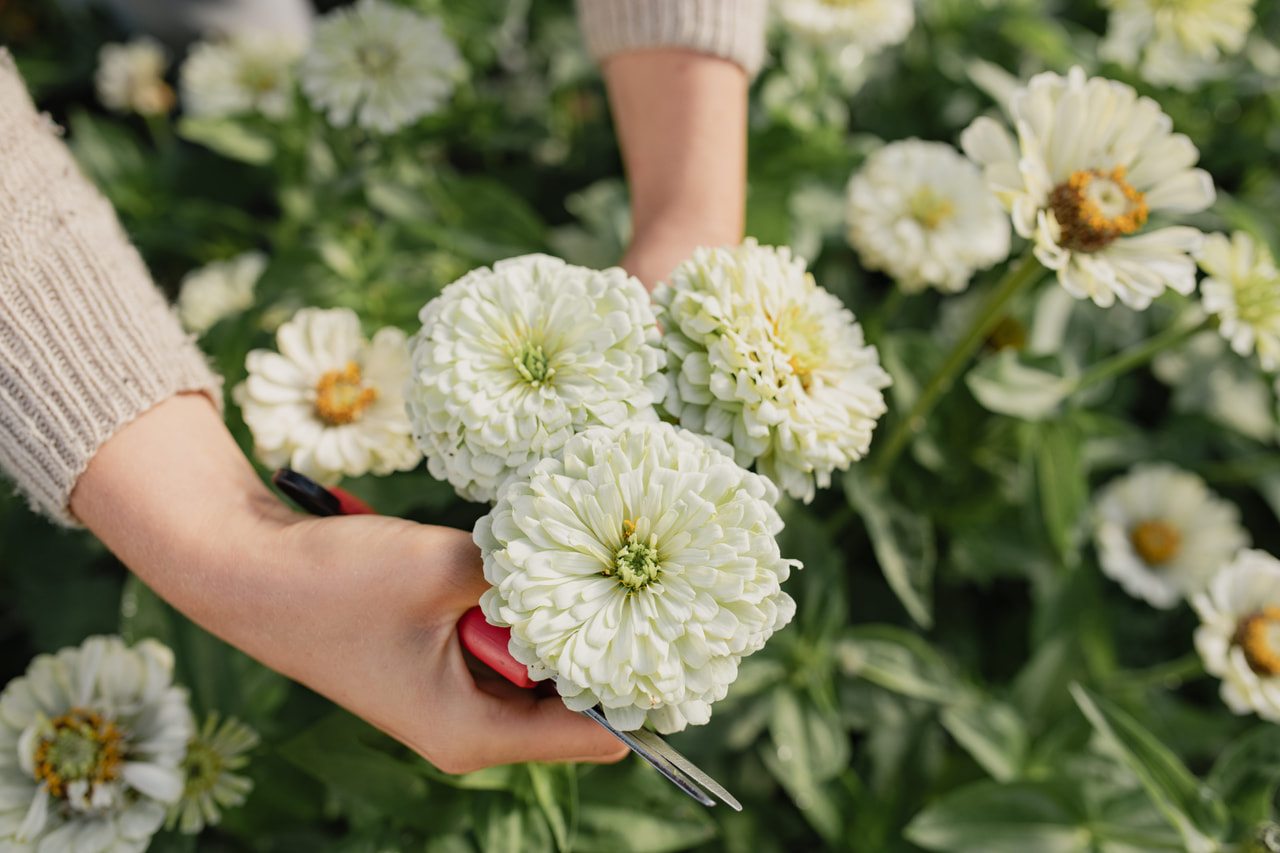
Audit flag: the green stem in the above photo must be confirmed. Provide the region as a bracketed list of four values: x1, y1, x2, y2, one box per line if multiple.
[1070, 314, 1211, 395]
[1106, 652, 1206, 692]
[871, 252, 1044, 478]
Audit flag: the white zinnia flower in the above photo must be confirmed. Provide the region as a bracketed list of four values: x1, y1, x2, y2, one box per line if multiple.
[95, 37, 174, 116]
[1193, 549, 1280, 721]
[960, 66, 1216, 310]
[406, 254, 665, 504]
[166, 714, 257, 835]
[846, 138, 1011, 294]
[475, 422, 799, 734]
[1093, 462, 1248, 609]
[1197, 231, 1280, 371]
[299, 0, 463, 134]
[1100, 0, 1255, 90]
[0, 636, 192, 853]
[176, 251, 266, 335]
[180, 31, 305, 120]
[774, 0, 915, 53]
[234, 307, 420, 484]
[654, 240, 891, 504]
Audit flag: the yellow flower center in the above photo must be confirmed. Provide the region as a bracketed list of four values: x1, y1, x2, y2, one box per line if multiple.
[1234, 606, 1280, 677]
[1049, 166, 1149, 252]
[1130, 519, 1182, 565]
[907, 186, 956, 230]
[31, 709, 125, 800]
[513, 342, 555, 387]
[770, 302, 828, 392]
[606, 519, 662, 592]
[180, 739, 226, 798]
[314, 361, 378, 425]
[1231, 258, 1280, 328]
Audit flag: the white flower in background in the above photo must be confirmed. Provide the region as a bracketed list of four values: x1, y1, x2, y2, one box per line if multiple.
[846, 139, 1011, 294]
[299, 0, 463, 134]
[960, 66, 1216, 310]
[234, 307, 420, 484]
[1093, 462, 1248, 609]
[176, 251, 266, 335]
[1153, 330, 1277, 442]
[406, 254, 665, 504]
[775, 0, 915, 53]
[475, 422, 799, 734]
[1193, 549, 1280, 721]
[655, 240, 890, 504]
[95, 37, 173, 116]
[1100, 0, 1255, 90]
[1197, 231, 1280, 371]
[166, 714, 257, 835]
[0, 636, 191, 853]
[180, 31, 305, 120]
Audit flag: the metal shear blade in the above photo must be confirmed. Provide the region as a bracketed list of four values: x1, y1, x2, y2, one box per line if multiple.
[580, 706, 742, 811]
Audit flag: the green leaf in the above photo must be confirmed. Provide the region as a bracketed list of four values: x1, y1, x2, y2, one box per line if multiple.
[940, 699, 1028, 783]
[572, 804, 717, 853]
[837, 625, 958, 704]
[1032, 419, 1088, 566]
[1069, 685, 1229, 852]
[1205, 725, 1280, 824]
[844, 471, 935, 628]
[526, 763, 576, 853]
[966, 350, 1073, 421]
[905, 781, 1092, 853]
[474, 795, 552, 853]
[177, 116, 275, 165]
[761, 689, 847, 842]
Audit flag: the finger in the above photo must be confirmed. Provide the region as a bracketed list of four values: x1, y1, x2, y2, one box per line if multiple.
[467, 688, 632, 766]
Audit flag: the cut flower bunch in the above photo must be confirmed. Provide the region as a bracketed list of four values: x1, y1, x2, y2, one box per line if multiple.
[7, 1, 1280, 852]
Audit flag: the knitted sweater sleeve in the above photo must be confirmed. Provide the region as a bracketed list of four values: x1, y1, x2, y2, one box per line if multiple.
[0, 48, 222, 527]
[576, 0, 768, 76]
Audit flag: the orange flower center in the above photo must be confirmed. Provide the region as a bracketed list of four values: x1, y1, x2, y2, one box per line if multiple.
[1049, 166, 1149, 252]
[31, 709, 125, 800]
[314, 362, 378, 425]
[1235, 606, 1280, 677]
[1130, 519, 1182, 565]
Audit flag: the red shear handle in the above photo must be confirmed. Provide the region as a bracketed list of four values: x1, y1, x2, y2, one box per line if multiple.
[458, 607, 538, 689]
[326, 486, 538, 690]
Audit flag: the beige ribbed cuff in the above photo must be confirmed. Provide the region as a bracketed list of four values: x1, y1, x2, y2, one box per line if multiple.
[0, 49, 222, 526]
[576, 0, 768, 77]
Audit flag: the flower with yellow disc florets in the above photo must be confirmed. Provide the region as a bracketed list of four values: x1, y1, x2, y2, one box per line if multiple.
[1193, 549, 1280, 722]
[961, 66, 1216, 309]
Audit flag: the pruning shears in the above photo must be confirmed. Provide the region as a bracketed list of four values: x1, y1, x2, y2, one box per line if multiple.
[271, 467, 742, 811]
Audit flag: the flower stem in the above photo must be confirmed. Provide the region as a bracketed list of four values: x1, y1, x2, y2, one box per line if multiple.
[871, 252, 1044, 478]
[1069, 313, 1211, 395]
[1106, 652, 1206, 692]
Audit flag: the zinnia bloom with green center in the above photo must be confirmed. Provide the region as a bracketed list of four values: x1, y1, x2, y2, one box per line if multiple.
[0, 637, 192, 853]
[406, 254, 665, 504]
[655, 240, 890, 504]
[475, 422, 799, 734]
[1198, 230, 1280, 371]
[167, 714, 258, 834]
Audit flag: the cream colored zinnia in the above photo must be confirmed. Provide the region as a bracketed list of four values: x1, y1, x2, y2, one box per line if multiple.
[1093, 462, 1248, 609]
[1197, 230, 1280, 371]
[180, 31, 305, 120]
[176, 251, 265, 336]
[846, 138, 1011, 294]
[1100, 0, 1256, 90]
[95, 37, 173, 116]
[405, 254, 665, 504]
[234, 307, 420, 484]
[1193, 549, 1280, 722]
[475, 422, 799, 734]
[774, 0, 914, 53]
[655, 240, 890, 503]
[0, 637, 192, 853]
[960, 66, 1216, 310]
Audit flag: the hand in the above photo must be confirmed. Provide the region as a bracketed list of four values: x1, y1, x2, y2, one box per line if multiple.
[70, 394, 629, 774]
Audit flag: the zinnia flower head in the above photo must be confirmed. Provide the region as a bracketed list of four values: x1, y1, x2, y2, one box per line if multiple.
[166, 714, 257, 835]
[654, 240, 890, 504]
[1093, 462, 1248, 609]
[846, 138, 1011, 294]
[0, 636, 192, 853]
[960, 66, 1216, 309]
[180, 31, 305, 120]
[95, 37, 174, 116]
[234, 307, 420, 484]
[774, 0, 915, 53]
[1197, 230, 1280, 371]
[405, 254, 665, 504]
[176, 251, 266, 336]
[1193, 549, 1280, 721]
[475, 422, 799, 734]
[1099, 0, 1256, 90]
[299, 0, 463, 134]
